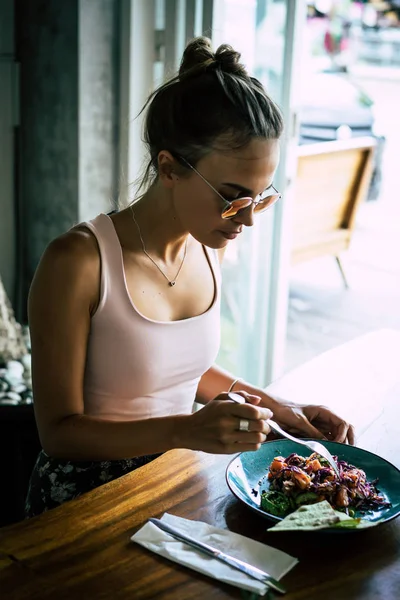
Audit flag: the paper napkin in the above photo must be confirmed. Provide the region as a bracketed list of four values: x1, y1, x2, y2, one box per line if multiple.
[131, 513, 298, 596]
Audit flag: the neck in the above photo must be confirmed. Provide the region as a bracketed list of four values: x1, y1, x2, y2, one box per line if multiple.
[129, 182, 189, 262]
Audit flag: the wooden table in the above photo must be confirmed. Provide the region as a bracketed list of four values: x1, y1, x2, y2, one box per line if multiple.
[1, 330, 400, 599]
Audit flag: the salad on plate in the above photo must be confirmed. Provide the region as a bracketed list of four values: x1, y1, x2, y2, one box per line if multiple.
[261, 451, 391, 520]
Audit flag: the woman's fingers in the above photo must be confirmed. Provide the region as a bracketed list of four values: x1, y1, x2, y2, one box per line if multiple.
[298, 415, 328, 440]
[235, 431, 268, 444]
[332, 422, 348, 443]
[302, 405, 356, 446]
[230, 403, 273, 422]
[317, 409, 355, 445]
[222, 390, 263, 406]
[347, 425, 356, 445]
[332, 421, 356, 445]
[220, 430, 268, 453]
[186, 394, 274, 454]
[283, 407, 327, 440]
[249, 417, 271, 434]
[233, 417, 271, 436]
[225, 397, 272, 442]
[218, 412, 271, 447]
[234, 391, 262, 405]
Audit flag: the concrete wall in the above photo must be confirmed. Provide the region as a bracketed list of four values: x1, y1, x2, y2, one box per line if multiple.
[0, 0, 16, 303]
[16, 0, 121, 319]
[18, 0, 79, 316]
[79, 0, 120, 221]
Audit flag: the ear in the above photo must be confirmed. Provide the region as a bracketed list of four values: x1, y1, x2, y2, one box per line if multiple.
[157, 150, 180, 189]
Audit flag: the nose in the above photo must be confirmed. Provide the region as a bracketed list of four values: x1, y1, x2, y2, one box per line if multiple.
[232, 204, 255, 228]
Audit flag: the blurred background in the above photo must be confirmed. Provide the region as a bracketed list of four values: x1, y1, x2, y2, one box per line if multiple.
[285, 0, 400, 373]
[1, 0, 400, 396]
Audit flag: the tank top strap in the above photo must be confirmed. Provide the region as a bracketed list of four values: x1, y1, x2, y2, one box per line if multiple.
[203, 245, 222, 288]
[81, 213, 127, 314]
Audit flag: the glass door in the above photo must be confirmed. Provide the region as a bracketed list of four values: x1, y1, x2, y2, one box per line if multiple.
[212, 0, 306, 385]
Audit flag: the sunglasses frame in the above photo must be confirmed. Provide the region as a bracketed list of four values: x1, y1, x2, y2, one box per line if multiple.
[178, 156, 281, 219]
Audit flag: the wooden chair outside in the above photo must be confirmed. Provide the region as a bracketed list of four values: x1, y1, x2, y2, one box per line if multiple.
[291, 136, 377, 287]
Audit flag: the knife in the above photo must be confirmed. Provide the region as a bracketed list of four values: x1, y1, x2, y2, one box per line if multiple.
[148, 518, 286, 594]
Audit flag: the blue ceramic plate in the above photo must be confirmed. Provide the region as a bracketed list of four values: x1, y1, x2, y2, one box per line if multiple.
[226, 440, 400, 526]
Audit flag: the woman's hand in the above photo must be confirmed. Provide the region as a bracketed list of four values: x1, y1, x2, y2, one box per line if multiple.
[181, 392, 273, 454]
[269, 399, 355, 445]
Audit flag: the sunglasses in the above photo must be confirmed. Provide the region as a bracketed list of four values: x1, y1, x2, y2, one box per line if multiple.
[179, 157, 282, 219]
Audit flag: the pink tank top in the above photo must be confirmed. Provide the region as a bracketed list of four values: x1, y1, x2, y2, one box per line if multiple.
[81, 213, 221, 421]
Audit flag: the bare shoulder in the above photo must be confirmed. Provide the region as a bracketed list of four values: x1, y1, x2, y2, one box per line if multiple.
[29, 225, 101, 315]
[43, 224, 99, 265]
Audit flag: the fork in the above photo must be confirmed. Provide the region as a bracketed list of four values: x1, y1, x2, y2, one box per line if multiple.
[228, 392, 340, 477]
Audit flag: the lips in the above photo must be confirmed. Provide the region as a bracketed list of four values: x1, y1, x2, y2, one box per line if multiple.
[219, 230, 241, 240]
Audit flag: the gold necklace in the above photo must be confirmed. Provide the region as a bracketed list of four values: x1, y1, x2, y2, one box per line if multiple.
[130, 206, 188, 287]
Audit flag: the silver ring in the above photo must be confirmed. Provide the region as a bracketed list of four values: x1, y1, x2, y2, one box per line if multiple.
[239, 419, 250, 432]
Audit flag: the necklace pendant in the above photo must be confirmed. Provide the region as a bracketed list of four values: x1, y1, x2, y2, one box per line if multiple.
[131, 206, 188, 288]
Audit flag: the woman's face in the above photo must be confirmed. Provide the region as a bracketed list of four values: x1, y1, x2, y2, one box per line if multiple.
[171, 137, 280, 248]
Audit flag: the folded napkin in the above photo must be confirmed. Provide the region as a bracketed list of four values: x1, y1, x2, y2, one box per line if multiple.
[131, 513, 298, 596]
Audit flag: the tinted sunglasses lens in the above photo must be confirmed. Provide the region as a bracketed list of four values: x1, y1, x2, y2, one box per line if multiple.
[253, 193, 281, 213]
[221, 198, 252, 219]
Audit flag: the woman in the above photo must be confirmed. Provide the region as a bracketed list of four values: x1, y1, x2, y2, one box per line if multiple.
[25, 37, 354, 517]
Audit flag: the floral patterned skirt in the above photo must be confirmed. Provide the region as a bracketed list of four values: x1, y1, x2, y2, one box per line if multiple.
[25, 449, 162, 518]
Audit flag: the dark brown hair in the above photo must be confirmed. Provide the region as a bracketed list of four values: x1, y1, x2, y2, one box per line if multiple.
[137, 36, 284, 192]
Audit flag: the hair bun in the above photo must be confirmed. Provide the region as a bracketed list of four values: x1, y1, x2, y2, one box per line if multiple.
[179, 37, 248, 80]
[179, 37, 215, 78]
[214, 44, 247, 77]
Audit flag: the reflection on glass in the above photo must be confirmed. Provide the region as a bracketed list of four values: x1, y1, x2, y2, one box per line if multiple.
[254, 0, 286, 104]
[216, 0, 287, 384]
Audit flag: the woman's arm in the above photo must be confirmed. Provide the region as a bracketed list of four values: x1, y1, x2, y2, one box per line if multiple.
[197, 365, 355, 444]
[196, 364, 276, 407]
[195, 365, 261, 403]
[29, 231, 270, 461]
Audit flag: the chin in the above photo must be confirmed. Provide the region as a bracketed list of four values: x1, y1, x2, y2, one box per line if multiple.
[190, 230, 229, 250]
